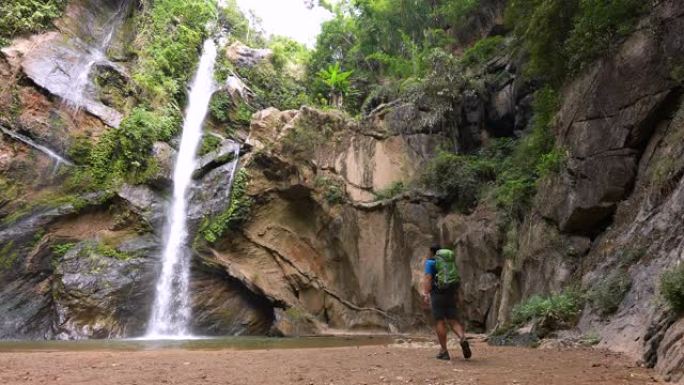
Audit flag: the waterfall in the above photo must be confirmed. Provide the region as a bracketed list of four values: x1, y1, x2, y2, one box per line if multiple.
[0, 125, 73, 167]
[64, 0, 131, 110]
[146, 39, 218, 339]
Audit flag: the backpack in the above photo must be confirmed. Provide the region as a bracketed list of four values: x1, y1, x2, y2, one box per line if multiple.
[434, 249, 459, 289]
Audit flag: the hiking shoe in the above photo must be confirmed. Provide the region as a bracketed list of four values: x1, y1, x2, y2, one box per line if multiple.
[436, 350, 450, 361]
[460, 339, 472, 359]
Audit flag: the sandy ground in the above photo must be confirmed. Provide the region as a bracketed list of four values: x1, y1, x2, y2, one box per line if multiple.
[0, 340, 661, 385]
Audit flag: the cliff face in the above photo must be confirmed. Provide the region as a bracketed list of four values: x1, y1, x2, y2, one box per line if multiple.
[0, 0, 682, 381]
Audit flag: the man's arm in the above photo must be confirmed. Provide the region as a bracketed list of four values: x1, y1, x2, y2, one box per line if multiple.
[423, 274, 432, 296]
[422, 273, 432, 304]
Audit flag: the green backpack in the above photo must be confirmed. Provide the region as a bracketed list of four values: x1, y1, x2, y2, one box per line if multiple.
[434, 249, 459, 289]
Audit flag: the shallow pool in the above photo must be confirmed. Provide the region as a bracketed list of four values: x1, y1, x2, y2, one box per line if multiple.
[0, 335, 397, 352]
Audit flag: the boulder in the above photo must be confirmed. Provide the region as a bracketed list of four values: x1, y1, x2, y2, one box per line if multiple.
[226, 41, 273, 68]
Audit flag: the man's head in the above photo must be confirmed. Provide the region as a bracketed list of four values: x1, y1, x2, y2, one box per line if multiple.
[430, 244, 441, 256]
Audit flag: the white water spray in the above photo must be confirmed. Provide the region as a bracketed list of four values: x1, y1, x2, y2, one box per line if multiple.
[146, 39, 218, 338]
[64, 0, 130, 110]
[0, 125, 73, 167]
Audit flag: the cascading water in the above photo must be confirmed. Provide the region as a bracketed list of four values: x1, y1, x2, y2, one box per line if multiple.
[0, 125, 73, 170]
[64, 0, 131, 110]
[146, 39, 218, 338]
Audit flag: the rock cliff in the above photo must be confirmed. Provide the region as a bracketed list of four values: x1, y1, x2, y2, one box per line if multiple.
[0, 0, 682, 382]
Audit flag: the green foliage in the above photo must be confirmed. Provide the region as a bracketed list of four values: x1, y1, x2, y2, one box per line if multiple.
[374, 181, 406, 201]
[422, 139, 514, 212]
[0, 241, 19, 270]
[661, 264, 684, 314]
[617, 247, 646, 267]
[209, 92, 232, 123]
[208, 91, 254, 131]
[314, 176, 346, 205]
[0, 176, 20, 204]
[588, 270, 632, 316]
[565, 0, 647, 74]
[51, 242, 76, 257]
[68, 136, 95, 165]
[132, 0, 217, 107]
[537, 147, 567, 178]
[506, 0, 646, 84]
[269, 35, 311, 72]
[0, 0, 66, 45]
[199, 134, 222, 156]
[492, 87, 560, 217]
[199, 169, 253, 243]
[317, 63, 353, 106]
[281, 114, 340, 160]
[93, 243, 133, 261]
[219, 0, 250, 42]
[511, 289, 584, 326]
[87, 107, 179, 186]
[236, 62, 310, 111]
[307, 0, 483, 112]
[461, 36, 506, 67]
[672, 65, 684, 85]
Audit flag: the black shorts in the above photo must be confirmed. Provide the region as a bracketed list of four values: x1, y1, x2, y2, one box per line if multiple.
[430, 285, 458, 320]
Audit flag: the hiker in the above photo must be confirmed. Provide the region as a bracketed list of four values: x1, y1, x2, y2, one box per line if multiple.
[422, 244, 471, 361]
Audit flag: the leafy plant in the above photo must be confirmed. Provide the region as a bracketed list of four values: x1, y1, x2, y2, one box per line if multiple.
[317, 63, 353, 107]
[51, 242, 76, 257]
[87, 107, 180, 186]
[511, 289, 584, 327]
[461, 36, 506, 67]
[198, 169, 253, 243]
[315, 177, 346, 205]
[132, 0, 217, 107]
[505, 0, 646, 84]
[661, 264, 684, 314]
[588, 270, 632, 316]
[199, 134, 222, 156]
[374, 181, 407, 201]
[0, 0, 66, 45]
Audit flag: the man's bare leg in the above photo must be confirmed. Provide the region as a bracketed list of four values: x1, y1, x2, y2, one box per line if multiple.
[448, 319, 472, 359]
[448, 319, 465, 342]
[436, 319, 448, 352]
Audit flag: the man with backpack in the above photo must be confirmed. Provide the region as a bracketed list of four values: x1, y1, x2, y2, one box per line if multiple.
[422, 244, 472, 361]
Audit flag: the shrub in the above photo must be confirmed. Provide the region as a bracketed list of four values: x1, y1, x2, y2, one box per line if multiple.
[661, 264, 684, 314]
[537, 147, 567, 177]
[0, 241, 19, 270]
[422, 151, 496, 211]
[505, 0, 647, 84]
[324, 186, 345, 205]
[314, 177, 346, 205]
[588, 270, 632, 316]
[209, 92, 232, 123]
[461, 36, 506, 67]
[88, 107, 180, 186]
[566, 0, 647, 74]
[374, 181, 406, 201]
[236, 63, 310, 111]
[132, 0, 217, 107]
[493, 87, 559, 217]
[511, 289, 584, 326]
[198, 168, 253, 243]
[0, 0, 66, 45]
[51, 242, 76, 257]
[198, 134, 222, 156]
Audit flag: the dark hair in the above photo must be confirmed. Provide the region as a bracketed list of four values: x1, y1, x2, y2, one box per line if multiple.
[430, 244, 441, 255]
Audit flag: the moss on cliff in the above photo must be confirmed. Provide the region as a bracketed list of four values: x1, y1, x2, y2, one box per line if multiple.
[198, 168, 253, 244]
